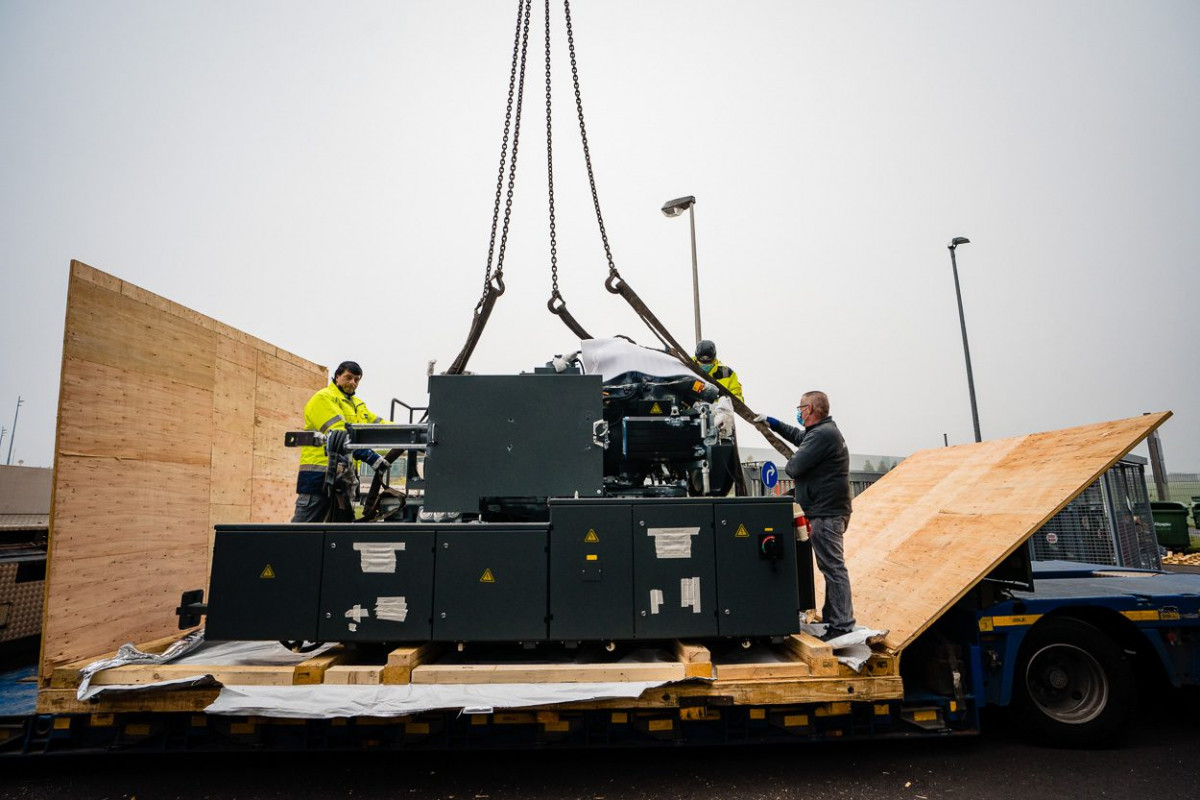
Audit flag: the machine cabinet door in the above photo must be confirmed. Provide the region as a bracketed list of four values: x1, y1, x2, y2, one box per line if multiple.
[632, 503, 717, 639]
[207, 528, 324, 642]
[432, 528, 548, 642]
[712, 501, 801, 637]
[318, 528, 435, 642]
[548, 503, 634, 641]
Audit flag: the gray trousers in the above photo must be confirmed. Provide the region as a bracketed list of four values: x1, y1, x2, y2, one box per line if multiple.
[291, 493, 331, 523]
[810, 515, 855, 631]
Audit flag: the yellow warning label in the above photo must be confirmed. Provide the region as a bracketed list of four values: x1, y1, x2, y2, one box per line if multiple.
[584, 529, 600, 543]
[480, 568, 496, 583]
[586, 554, 598, 561]
[649, 402, 663, 414]
[260, 564, 276, 579]
[734, 524, 750, 538]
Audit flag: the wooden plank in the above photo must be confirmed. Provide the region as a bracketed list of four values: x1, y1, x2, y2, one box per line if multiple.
[411, 661, 687, 685]
[714, 659, 812, 681]
[36, 686, 219, 715]
[673, 641, 713, 679]
[293, 648, 352, 685]
[381, 643, 444, 685]
[87, 663, 298, 687]
[325, 665, 384, 685]
[779, 634, 839, 677]
[843, 413, 1173, 653]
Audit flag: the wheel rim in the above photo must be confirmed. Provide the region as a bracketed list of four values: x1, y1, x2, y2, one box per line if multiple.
[1024, 642, 1109, 725]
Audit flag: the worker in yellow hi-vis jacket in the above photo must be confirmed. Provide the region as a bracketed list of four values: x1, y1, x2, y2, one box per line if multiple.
[693, 339, 743, 401]
[292, 360, 389, 522]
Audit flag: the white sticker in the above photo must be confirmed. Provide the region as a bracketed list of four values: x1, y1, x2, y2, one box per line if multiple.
[647, 527, 700, 559]
[344, 604, 370, 623]
[375, 596, 409, 622]
[353, 542, 407, 573]
[681, 577, 702, 613]
[650, 589, 664, 615]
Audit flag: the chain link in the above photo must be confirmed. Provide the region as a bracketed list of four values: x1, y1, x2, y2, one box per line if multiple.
[477, 0, 533, 311]
[544, 0, 560, 299]
[564, 0, 618, 279]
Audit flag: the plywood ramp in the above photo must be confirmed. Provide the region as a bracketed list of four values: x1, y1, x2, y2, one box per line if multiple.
[42, 261, 326, 681]
[838, 412, 1171, 653]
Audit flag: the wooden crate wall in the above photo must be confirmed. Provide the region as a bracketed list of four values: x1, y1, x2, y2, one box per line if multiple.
[41, 261, 325, 679]
[835, 412, 1171, 653]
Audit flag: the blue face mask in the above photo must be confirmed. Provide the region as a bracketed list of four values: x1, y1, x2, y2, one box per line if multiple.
[699, 362, 715, 374]
[796, 410, 805, 428]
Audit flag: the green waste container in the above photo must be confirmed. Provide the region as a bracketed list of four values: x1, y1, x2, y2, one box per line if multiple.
[1151, 501, 1191, 550]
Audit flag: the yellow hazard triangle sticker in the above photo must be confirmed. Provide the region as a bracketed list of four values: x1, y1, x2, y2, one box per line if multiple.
[260, 564, 276, 579]
[480, 568, 496, 583]
[734, 524, 750, 538]
[584, 529, 600, 543]
[649, 402, 663, 414]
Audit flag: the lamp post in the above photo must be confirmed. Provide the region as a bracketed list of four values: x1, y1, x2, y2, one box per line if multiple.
[661, 195, 702, 343]
[947, 238, 981, 443]
[6, 396, 22, 465]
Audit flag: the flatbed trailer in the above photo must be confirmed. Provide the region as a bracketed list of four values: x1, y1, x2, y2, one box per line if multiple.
[5, 263, 1197, 756]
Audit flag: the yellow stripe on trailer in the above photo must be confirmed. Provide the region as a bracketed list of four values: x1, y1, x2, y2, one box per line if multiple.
[978, 613, 1043, 631]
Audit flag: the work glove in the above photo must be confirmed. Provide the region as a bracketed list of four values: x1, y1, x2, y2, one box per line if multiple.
[753, 414, 780, 429]
[374, 458, 391, 474]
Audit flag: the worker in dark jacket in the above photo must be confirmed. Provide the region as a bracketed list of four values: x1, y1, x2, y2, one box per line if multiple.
[756, 391, 854, 641]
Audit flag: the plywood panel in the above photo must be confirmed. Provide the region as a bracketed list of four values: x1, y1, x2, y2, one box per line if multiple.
[65, 278, 217, 391]
[842, 413, 1171, 653]
[57, 358, 213, 464]
[43, 261, 326, 681]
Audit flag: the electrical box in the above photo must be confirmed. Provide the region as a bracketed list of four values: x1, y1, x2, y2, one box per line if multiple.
[318, 526, 435, 642]
[208, 527, 324, 642]
[548, 501, 635, 640]
[431, 526, 549, 641]
[423, 375, 604, 513]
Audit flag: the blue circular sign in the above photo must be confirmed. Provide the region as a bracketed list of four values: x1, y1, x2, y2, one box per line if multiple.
[760, 461, 778, 489]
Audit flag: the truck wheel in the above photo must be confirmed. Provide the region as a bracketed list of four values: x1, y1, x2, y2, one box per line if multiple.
[1012, 616, 1135, 747]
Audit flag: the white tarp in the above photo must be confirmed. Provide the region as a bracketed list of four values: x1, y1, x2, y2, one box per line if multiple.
[204, 681, 669, 719]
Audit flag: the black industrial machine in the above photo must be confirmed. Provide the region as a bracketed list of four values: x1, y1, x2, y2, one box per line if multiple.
[187, 349, 813, 646]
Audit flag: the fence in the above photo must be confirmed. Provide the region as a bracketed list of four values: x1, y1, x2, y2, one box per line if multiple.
[1029, 459, 1160, 569]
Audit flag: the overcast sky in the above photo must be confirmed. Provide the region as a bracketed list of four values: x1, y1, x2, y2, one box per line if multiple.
[2, 1, 1197, 473]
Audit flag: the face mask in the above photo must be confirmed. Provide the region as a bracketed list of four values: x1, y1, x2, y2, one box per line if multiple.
[700, 362, 715, 374]
[796, 410, 805, 427]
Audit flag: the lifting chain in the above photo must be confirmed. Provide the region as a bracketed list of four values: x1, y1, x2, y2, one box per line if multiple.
[544, 0, 591, 340]
[447, 0, 532, 375]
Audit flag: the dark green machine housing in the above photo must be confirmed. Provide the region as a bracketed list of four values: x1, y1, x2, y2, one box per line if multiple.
[200, 370, 813, 645]
[207, 495, 809, 643]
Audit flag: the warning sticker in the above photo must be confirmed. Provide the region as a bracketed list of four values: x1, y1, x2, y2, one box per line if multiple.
[584, 529, 600, 543]
[480, 568, 496, 583]
[649, 402, 663, 414]
[260, 564, 276, 579]
[734, 524, 750, 538]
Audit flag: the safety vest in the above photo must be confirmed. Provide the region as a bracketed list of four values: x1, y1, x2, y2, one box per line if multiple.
[696, 358, 744, 401]
[295, 382, 385, 493]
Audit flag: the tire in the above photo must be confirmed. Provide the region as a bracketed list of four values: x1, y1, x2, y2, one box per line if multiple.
[1011, 616, 1136, 747]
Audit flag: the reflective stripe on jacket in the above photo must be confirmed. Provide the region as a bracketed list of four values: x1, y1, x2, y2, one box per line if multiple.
[695, 358, 744, 401]
[295, 382, 385, 494]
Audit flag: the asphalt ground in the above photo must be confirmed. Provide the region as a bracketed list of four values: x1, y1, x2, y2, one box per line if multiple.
[3, 687, 1199, 800]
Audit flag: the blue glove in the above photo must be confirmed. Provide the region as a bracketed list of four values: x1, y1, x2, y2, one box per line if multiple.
[753, 414, 780, 429]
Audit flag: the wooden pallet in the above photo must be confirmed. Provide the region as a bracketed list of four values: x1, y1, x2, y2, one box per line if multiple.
[38, 635, 900, 716]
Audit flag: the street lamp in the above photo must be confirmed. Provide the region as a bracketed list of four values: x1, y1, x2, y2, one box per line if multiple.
[947, 237, 981, 443]
[661, 195, 702, 343]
